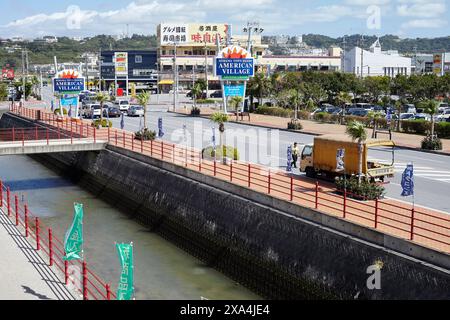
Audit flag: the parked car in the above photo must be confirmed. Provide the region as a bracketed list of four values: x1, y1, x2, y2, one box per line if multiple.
[116, 100, 131, 112]
[210, 91, 222, 98]
[399, 113, 415, 120]
[103, 106, 121, 118]
[83, 104, 102, 118]
[127, 106, 145, 117]
[437, 109, 450, 122]
[347, 108, 369, 117]
[402, 104, 416, 114]
[414, 113, 431, 121]
[355, 103, 374, 111]
[438, 103, 450, 113]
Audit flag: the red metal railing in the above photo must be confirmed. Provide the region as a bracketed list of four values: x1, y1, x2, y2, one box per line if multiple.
[0, 180, 116, 300]
[9, 104, 450, 254]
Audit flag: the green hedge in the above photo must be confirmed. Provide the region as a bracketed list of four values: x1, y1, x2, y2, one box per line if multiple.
[335, 177, 386, 200]
[400, 120, 430, 135]
[436, 122, 450, 138]
[202, 146, 239, 160]
[54, 108, 68, 115]
[92, 119, 112, 128]
[196, 99, 216, 104]
[255, 106, 293, 118]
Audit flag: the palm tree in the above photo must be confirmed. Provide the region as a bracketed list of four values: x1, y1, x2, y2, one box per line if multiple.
[287, 89, 303, 120]
[229, 96, 243, 121]
[95, 92, 109, 122]
[248, 72, 271, 107]
[191, 82, 203, 109]
[420, 99, 439, 138]
[137, 91, 151, 130]
[367, 111, 383, 138]
[211, 112, 229, 164]
[335, 91, 353, 124]
[346, 121, 368, 185]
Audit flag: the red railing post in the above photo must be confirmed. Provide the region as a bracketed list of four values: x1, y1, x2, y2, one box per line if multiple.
[14, 195, 18, 225]
[94, 127, 96, 143]
[343, 190, 347, 219]
[108, 126, 110, 143]
[214, 159, 217, 176]
[149, 139, 152, 155]
[141, 137, 144, 154]
[46, 128, 49, 145]
[22, 128, 24, 146]
[24, 204, 29, 237]
[374, 198, 379, 229]
[106, 284, 111, 300]
[35, 217, 40, 251]
[35, 125, 38, 141]
[82, 261, 88, 300]
[410, 208, 415, 241]
[248, 164, 251, 188]
[315, 182, 319, 209]
[115, 131, 118, 146]
[12, 127, 15, 142]
[268, 170, 271, 194]
[6, 187, 11, 217]
[161, 142, 164, 160]
[0, 180, 2, 207]
[122, 132, 125, 148]
[70, 120, 73, 144]
[58, 125, 61, 140]
[48, 228, 53, 266]
[199, 152, 202, 172]
[290, 176, 294, 201]
[172, 144, 175, 163]
[64, 261, 69, 285]
[131, 134, 134, 151]
[230, 160, 233, 182]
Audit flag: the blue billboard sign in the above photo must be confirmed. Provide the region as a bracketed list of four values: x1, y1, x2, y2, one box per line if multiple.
[215, 58, 254, 79]
[224, 84, 245, 97]
[60, 96, 78, 107]
[53, 78, 85, 93]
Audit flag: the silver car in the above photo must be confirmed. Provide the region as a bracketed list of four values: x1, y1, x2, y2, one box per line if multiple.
[127, 106, 145, 117]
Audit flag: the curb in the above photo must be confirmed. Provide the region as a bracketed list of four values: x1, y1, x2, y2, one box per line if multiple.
[169, 111, 450, 156]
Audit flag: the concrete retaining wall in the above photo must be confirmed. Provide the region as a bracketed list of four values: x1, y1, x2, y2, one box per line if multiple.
[2, 112, 450, 300]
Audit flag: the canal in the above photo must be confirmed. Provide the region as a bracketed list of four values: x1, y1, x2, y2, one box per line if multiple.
[0, 153, 260, 300]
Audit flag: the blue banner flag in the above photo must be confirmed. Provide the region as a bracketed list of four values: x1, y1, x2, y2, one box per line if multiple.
[63, 203, 84, 261]
[120, 113, 125, 130]
[286, 146, 293, 172]
[401, 164, 414, 197]
[51, 100, 54, 112]
[336, 149, 345, 171]
[386, 109, 392, 126]
[158, 117, 164, 138]
[68, 106, 72, 117]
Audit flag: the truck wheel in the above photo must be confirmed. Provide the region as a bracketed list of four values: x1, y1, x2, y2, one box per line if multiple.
[306, 167, 316, 178]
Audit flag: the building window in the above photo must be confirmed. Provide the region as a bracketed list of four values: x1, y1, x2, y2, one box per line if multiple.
[133, 69, 152, 77]
[135, 55, 143, 63]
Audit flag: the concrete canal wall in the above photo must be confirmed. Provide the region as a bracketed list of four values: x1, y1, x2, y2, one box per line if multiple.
[2, 112, 450, 300]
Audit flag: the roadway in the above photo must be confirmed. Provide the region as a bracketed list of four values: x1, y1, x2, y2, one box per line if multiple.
[34, 88, 450, 213]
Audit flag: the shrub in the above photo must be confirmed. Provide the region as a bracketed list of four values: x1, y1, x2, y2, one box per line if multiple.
[190, 106, 201, 116]
[54, 108, 68, 115]
[298, 110, 311, 120]
[314, 112, 331, 123]
[202, 146, 239, 161]
[329, 114, 340, 124]
[401, 120, 430, 135]
[134, 128, 156, 141]
[421, 135, 442, 150]
[91, 119, 112, 128]
[435, 122, 450, 138]
[335, 177, 385, 200]
[343, 115, 367, 125]
[197, 99, 216, 104]
[255, 106, 293, 118]
[287, 119, 303, 130]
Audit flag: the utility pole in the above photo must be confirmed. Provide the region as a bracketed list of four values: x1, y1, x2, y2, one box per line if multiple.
[85, 54, 89, 91]
[360, 35, 364, 78]
[172, 42, 178, 112]
[342, 35, 346, 72]
[204, 42, 209, 98]
[21, 50, 26, 103]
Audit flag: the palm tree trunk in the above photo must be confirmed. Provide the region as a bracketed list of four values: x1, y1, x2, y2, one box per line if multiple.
[100, 102, 103, 122]
[144, 105, 147, 130]
[358, 140, 363, 185]
[431, 117, 435, 137]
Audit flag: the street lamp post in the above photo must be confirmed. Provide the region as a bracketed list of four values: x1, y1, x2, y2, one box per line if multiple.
[172, 41, 179, 112]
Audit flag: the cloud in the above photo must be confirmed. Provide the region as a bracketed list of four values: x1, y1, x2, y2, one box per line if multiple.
[401, 19, 448, 29]
[345, 0, 391, 5]
[397, 2, 446, 18]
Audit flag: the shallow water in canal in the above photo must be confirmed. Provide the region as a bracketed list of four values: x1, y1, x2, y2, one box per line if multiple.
[0, 154, 260, 300]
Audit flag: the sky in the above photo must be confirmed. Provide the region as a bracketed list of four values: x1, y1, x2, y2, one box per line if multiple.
[0, 0, 448, 39]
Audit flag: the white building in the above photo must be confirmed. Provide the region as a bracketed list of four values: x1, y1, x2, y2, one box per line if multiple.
[342, 39, 412, 77]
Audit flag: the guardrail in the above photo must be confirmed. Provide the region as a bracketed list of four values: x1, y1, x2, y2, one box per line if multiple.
[9, 104, 450, 254]
[0, 180, 116, 300]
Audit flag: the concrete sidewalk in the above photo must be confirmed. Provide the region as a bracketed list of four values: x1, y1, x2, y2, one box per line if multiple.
[0, 210, 76, 300]
[174, 107, 450, 154]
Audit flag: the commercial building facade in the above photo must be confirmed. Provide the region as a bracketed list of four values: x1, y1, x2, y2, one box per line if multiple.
[342, 39, 412, 77]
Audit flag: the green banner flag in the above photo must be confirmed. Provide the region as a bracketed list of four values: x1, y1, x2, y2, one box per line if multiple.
[116, 242, 134, 300]
[63, 203, 84, 261]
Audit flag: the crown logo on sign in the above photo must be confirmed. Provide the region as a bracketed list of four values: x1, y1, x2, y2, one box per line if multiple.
[222, 47, 249, 59]
[60, 70, 79, 79]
